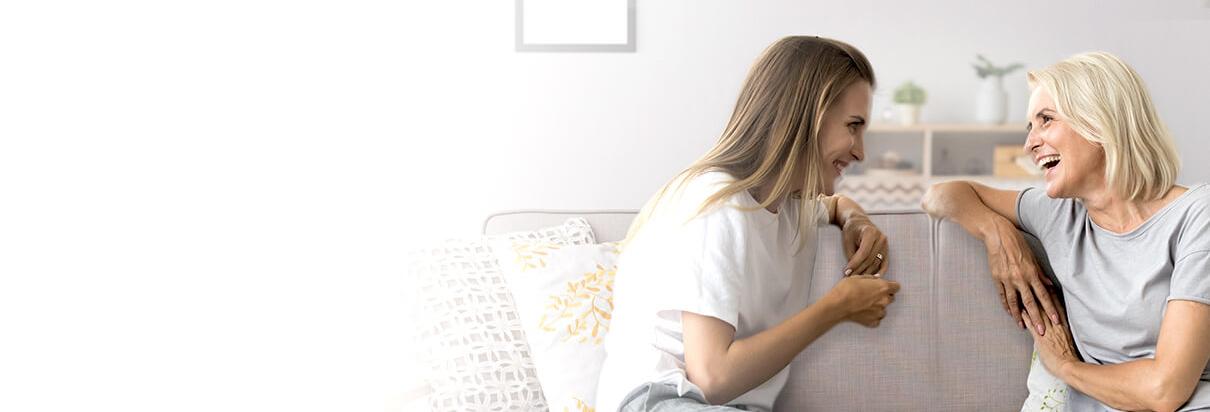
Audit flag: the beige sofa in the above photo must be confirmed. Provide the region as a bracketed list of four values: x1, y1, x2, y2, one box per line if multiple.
[481, 209, 1041, 410]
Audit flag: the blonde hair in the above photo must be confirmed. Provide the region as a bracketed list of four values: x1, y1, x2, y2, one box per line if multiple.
[626, 36, 875, 248]
[1027, 51, 1179, 201]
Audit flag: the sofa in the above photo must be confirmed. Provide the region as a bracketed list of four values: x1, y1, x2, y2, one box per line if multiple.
[480, 209, 1046, 411]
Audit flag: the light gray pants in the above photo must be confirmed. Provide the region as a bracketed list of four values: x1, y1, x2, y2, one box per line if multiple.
[617, 382, 764, 412]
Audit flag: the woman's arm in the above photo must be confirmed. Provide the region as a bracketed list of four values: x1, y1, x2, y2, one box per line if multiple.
[824, 194, 889, 275]
[921, 181, 1060, 333]
[827, 193, 867, 226]
[682, 274, 900, 405]
[1035, 300, 1210, 412]
[921, 180, 1021, 233]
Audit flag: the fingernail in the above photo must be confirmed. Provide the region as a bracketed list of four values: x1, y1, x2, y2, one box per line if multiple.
[844, 268, 852, 276]
[1036, 324, 1044, 335]
[1019, 320, 1025, 329]
[1051, 315, 1059, 325]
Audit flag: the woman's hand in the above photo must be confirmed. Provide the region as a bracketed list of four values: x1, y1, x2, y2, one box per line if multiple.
[825, 274, 900, 328]
[841, 215, 889, 276]
[981, 215, 1060, 335]
[1029, 297, 1079, 378]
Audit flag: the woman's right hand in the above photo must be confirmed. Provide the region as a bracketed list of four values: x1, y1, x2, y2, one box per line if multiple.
[827, 274, 900, 327]
[980, 215, 1060, 335]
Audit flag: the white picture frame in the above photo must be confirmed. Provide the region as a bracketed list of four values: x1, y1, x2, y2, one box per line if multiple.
[515, 0, 636, 52]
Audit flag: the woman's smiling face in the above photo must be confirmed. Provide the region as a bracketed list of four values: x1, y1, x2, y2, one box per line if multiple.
[816, 80, 871, 195]
[1024, 86, 1105, 199]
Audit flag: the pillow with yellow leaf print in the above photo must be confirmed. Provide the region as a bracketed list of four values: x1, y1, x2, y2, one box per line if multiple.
[1022, 341, 1070, 411]
[489, 238, 622, 412]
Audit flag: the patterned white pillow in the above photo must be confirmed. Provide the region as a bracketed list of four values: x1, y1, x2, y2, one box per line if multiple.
[1021, 342, 1070, 411]
[407, 218, 597, 411]
[488, 239, 622, 412]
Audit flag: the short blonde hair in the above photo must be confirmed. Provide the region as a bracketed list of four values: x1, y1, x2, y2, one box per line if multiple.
[1027, 51, 1179, 201]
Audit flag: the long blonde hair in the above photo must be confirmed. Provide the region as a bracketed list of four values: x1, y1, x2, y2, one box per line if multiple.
[626, 36, 875, 248]
[1027, 51, 1179, 201]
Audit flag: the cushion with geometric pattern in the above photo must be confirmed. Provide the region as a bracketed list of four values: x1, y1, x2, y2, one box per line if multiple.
[406, 218, 596, 411]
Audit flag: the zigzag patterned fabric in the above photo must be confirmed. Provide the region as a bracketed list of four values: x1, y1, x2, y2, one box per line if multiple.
[838, 178, 1041, 211]
[838, 179, 929, 211]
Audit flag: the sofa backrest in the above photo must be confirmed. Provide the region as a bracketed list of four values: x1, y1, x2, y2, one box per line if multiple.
[484, 210, 639, 243]
[483, 210, 1035, 410]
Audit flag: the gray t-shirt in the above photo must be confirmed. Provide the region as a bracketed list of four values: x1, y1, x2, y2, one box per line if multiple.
[1017, 184, 1210, 411]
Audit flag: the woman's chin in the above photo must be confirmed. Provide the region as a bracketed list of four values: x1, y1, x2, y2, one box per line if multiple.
[1042, 167, 1069, 198]
[1044, 180, 1065, 198]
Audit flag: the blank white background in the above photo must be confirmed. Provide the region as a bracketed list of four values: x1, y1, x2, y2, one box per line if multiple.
[1, 1, 1207, 411]
[523, 0, 630, 45]
[2, 0, 434, 410]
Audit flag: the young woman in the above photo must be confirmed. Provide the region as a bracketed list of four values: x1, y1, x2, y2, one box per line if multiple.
[923, 52, 1210, 411]
[595, 36, 901, 411]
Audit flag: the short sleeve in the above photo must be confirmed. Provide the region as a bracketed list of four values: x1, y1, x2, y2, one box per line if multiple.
[1169, 189, 1210, 305]
[652, 207, 747, 329]
[1170, 250, 1210, 305]
[1016, 187, 1075, 240]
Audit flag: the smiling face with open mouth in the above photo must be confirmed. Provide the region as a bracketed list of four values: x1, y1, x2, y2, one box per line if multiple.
[815, 80, 872, 195]
[1024, 86, 1106, 199]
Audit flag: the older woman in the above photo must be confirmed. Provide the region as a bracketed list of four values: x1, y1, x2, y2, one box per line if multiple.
[923, 52, 1210, 411]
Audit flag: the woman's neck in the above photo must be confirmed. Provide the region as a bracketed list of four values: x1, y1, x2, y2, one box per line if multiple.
[1083, 185, 1184, 234]
[750, 185, 781, 213]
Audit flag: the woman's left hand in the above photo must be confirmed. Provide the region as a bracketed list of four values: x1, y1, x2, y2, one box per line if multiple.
[1029, 296, 1080, 377]
[841, 215, 889, 276]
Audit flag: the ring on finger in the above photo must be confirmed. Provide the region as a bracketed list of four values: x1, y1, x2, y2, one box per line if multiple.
[874, 253, 884, 261]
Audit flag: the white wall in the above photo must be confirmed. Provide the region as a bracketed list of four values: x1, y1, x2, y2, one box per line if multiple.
[409, 0, 1210, 245]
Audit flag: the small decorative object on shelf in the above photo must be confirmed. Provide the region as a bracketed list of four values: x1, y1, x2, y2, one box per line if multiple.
[972, 54, 1024, 125]
[893, 81, 927, 126]
[866, 150, 917, 176]
[879, 151, 902, 169]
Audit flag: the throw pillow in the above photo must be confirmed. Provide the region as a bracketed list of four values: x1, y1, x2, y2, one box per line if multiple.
[489, 239, 622, 412]
[407, 218, 597, 411]
[1021, 342, 1070, 411]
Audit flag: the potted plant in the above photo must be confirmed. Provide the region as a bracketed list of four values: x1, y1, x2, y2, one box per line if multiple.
[893, 81, 926, 125]
[972, 54, 1023, 124]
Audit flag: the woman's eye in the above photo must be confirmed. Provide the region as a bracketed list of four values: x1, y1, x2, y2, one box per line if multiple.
[1041, 115, 1053, 125]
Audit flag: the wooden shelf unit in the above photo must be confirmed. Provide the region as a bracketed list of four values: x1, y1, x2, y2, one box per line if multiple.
[858, 122, 1037, 180]
[838, 123, 1041, 210]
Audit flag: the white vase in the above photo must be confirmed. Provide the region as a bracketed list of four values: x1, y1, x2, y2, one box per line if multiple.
[896, 104, 920, 125]
[975, 76, 1008, 124]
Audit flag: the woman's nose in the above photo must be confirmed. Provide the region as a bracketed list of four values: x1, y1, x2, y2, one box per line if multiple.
[852, 136, 865, 161]
[1023, 129, 1041, 154]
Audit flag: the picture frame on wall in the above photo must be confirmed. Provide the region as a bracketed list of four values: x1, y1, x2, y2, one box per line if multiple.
[515, 0, 636, 52]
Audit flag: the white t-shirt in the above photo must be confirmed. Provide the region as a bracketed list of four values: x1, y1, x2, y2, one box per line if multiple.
[595, 171, 825, 412]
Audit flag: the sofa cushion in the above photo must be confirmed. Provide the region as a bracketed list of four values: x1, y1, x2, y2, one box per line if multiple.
[775, 212, 937, 410]
[1022, 342, 1070, 410]
[931, 220, 1033, 408]
[407, 218, 596, 411]
[488, 240, 622, 412]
